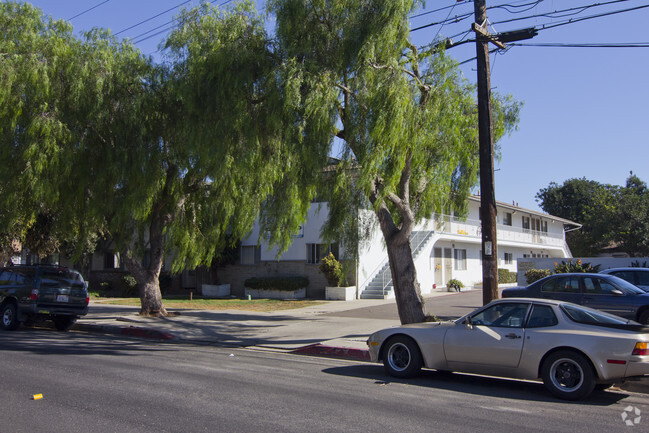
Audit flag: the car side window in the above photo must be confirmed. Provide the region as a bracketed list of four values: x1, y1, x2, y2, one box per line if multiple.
[526, 305, 558, 328]
[0, 270, 14, 284]
[636, 271, 649, 286]
[584, 277, 619, 295]
[542, 276, 580, 293]
[471, 303, 529, 328]
[611, 271, 635, 284]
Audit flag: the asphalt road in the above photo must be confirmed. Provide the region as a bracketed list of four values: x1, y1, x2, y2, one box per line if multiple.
[2, 329, 648, 433]
[325, 289, 484, 321]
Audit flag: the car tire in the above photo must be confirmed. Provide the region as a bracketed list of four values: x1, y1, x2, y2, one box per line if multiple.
[541, 350, 595, 400]
[638, 310, 649, 325]
[52, 315, 76, 331]
[1, 302, 20, 331]
[382, 335, 423, 378]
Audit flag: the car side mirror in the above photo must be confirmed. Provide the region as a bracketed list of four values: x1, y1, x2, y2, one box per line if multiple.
[464, 316, 473, 330]
[611, 289, 624, 296]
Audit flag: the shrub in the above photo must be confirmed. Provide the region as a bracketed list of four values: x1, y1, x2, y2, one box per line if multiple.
[631, 261, 649, 268]
[244, 276, 309, 292]
[498, 268, 517, 284]
[446, 278, 464, 289]
[319, 253, 344, 286]
[525, 269, 551, 284]
[553, 259, 600, 273]
[121, 275, 138, 297]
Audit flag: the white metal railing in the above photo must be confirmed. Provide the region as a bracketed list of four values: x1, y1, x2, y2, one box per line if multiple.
[375, 231, 432, 295]
[433, 214, 565, 247]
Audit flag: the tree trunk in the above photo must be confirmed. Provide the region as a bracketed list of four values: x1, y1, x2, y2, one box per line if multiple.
[385, 235, 426, 324]
[122, 253, 168, 317]
[121, 209, 169, 317]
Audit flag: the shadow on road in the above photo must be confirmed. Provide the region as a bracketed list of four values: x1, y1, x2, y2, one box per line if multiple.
[323, 364, 630, 406]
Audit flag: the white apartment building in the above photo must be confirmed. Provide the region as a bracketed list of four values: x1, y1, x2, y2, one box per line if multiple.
[217, 195, 581, 299]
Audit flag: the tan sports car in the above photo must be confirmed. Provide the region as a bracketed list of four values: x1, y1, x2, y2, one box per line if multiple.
[367, 298, 649, 400]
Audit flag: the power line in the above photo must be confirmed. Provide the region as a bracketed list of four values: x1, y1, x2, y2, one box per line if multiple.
[511, 42, 649, 47]
[68, 0, 111, 21]
[114, 1, 193, 36]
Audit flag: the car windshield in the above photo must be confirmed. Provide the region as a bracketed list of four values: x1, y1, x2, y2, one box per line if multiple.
[607, 275, 645, 294]
[561, 304, 630, 326]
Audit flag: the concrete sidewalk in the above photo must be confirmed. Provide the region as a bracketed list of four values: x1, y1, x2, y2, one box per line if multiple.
[71, 289, 649, 396]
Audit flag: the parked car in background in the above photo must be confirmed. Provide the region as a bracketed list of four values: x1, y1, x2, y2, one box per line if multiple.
[600, 267, 649, 292]
[367, 298, 649, 400]
[502, 273, 649, 324]
[0, 265, 89, 331]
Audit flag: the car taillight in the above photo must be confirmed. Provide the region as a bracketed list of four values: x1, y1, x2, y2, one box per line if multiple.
[632, 342, 648, 356]
[85, 296, 90, 305]
[30, 289, 39, 300]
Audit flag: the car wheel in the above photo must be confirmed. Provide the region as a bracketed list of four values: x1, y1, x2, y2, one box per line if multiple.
[541, 350, 595, 400]
[52, 315, 76, 331]
[382, 335, 423, 378]
[638, 310, 649, 325]
[1, 302, 20, 331]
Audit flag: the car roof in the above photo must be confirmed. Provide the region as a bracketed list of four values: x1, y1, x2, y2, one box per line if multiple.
[601, 267, 649, 272]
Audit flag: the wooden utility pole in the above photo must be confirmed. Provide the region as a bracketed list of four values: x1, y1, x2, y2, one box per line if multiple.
[473, 0, 501, 305]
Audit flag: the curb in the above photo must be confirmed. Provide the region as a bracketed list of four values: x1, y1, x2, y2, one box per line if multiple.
[290, 343, 370, 361]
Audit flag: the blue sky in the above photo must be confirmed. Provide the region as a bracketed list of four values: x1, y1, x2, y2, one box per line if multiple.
[16, 0, 649, 212]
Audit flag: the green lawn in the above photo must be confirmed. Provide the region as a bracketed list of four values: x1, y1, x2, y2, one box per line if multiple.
[91, 296, 323, 312]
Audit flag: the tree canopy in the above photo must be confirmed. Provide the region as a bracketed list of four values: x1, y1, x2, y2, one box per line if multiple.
[536, 173, 649, 257]
[1, 1, 520, 321]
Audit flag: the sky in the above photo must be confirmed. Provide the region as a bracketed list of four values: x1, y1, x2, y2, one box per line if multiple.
[11, 0, 649, 212]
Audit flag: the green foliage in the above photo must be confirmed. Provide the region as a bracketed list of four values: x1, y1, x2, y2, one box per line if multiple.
[121, 275, 138, 297]
[525, 269, 551, 284]
[319, 253, 344, 286]
[631, 261, 649, 268]
[244, 277, 309, 292]
[446, 279, 464, 289]
[498, 269, 517, 284]
[537, 174, 649, 257]
[553, 259, 600, 274]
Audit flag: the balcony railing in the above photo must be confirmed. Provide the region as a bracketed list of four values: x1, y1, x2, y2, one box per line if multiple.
[432, 215, 565, 247]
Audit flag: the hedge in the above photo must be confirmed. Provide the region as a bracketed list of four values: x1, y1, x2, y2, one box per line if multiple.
[244, 276, 309, 292]
[497, 268, 517, 284]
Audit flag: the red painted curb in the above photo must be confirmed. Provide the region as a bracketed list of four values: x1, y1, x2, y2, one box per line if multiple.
[291, 344, 370, 361]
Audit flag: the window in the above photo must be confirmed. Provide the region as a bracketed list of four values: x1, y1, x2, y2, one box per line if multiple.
[526, 305, 558, 328]
[470, 302, 530, 328]
[453, 249, 467, 271]
[241, 246, 259, 265]
[584, 277, 619, 295]
[104, 252, 117, 269]
[503, 252, 513, 265]
[503, 212, 512, 226]
[542, 276, 580, 293]
[307, 243, 339, 264]
[522, 216, 530, 231]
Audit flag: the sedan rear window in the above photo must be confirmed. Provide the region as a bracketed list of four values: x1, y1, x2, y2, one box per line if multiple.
[561, 304, 629, 326]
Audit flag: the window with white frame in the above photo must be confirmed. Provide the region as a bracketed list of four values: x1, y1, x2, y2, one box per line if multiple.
[504, 252, 513, 265]
[503, 212, 512, 226]
[307, 243, 339, 264]
[454, 249, 467, 271]
[522, 216, 530, 232]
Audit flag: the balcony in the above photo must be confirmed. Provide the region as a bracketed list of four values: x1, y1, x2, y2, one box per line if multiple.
[432, 215, 565, 248]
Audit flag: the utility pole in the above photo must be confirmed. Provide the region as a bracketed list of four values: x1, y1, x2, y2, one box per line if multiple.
[473, 0, 502, 306]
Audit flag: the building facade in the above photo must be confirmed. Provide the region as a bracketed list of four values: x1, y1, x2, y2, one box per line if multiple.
[217, 196, 580, 299]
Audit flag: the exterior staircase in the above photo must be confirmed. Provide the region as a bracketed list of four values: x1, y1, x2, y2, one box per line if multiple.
[359, 231, 434, 299]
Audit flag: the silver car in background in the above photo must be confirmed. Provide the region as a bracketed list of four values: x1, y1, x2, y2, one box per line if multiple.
[367, 298, 649, 400]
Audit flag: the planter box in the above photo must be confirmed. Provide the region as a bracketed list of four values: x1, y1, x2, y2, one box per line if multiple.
[202, 284, 231, 298]
[325, 286, 356, 301]
[244, 287, 306, 300]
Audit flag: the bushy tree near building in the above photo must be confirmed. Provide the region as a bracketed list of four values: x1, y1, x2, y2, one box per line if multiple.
[267, 0, 520, 324]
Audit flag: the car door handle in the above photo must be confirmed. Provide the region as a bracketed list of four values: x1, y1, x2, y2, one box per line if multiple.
[505, 333, 522, 339]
